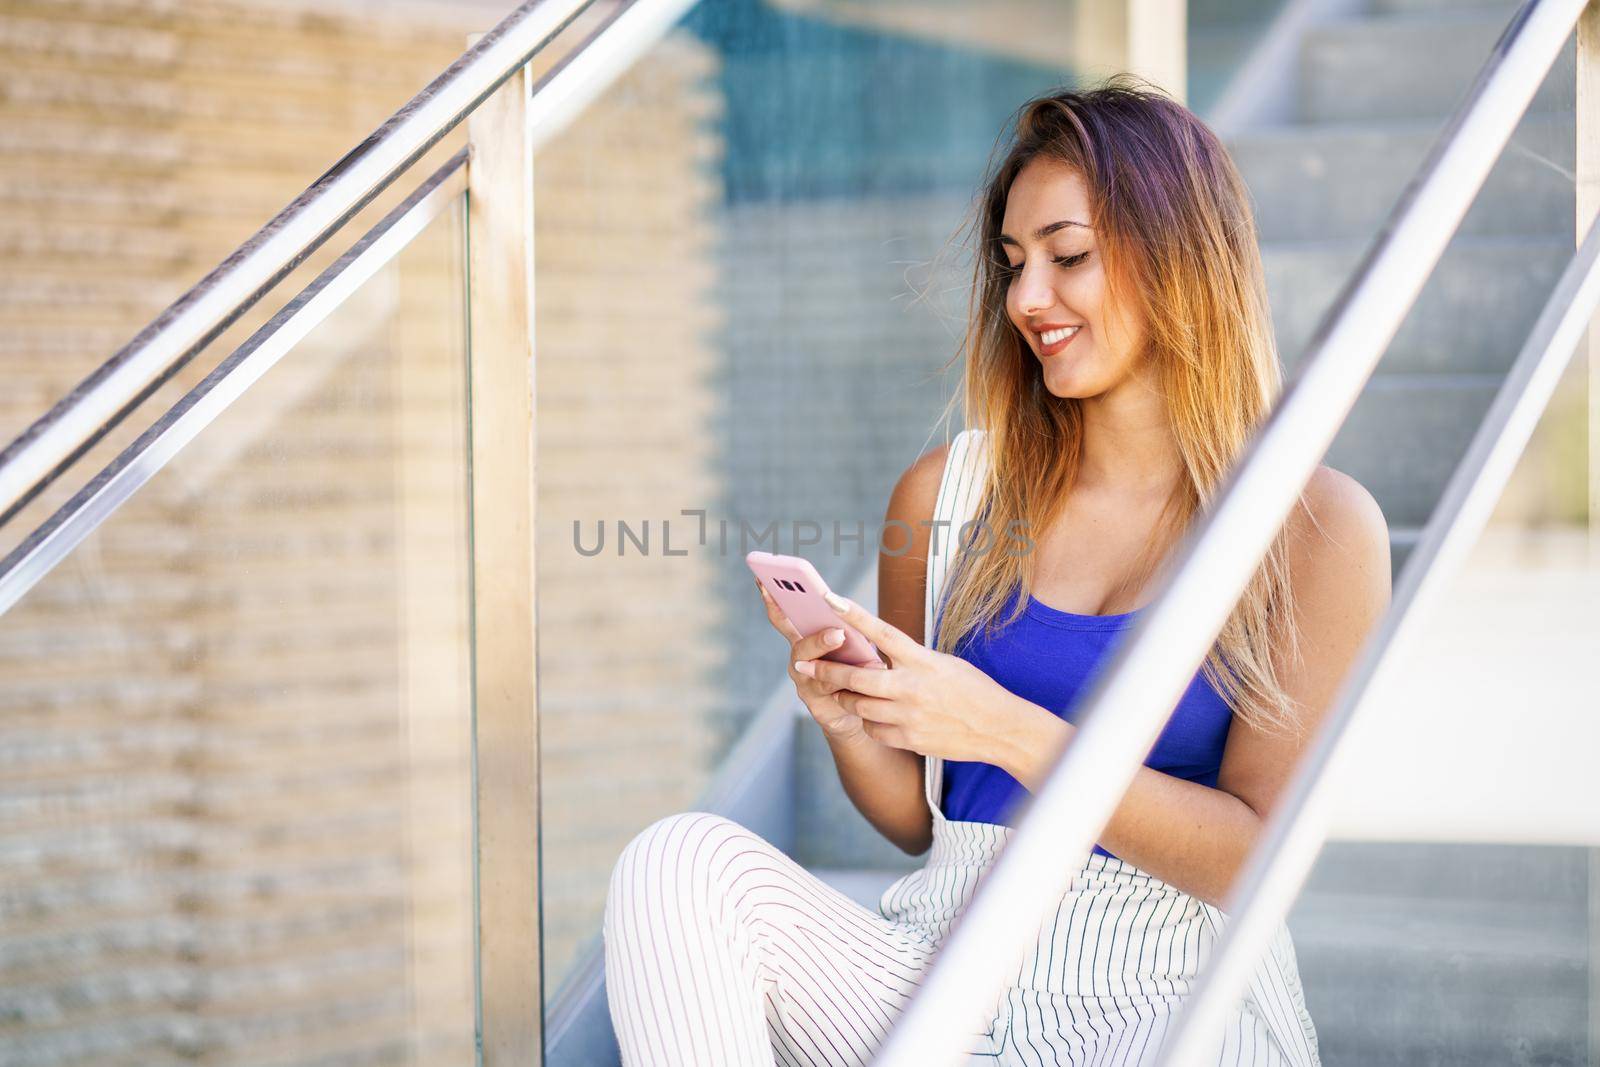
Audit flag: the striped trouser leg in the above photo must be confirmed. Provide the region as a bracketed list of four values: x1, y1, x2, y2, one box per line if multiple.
[603, 811, 942, 1067]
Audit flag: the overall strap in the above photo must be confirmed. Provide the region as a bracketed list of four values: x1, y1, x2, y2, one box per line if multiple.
[922, 428, 989, 816]
[923, 428, 990, 645]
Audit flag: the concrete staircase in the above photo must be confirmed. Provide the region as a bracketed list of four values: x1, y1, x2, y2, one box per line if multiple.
[1251, 0, 1576, 577]
[794, 2, 1592, 1064]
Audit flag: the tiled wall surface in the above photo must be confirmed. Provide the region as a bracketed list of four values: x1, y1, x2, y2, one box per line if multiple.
[530, 30, 729, 991]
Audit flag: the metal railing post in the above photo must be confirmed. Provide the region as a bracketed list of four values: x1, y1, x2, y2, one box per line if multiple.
[466, 56, 543, 1065]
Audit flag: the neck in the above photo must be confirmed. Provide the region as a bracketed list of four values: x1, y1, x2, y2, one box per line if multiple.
[1074, 378, 1183, 496]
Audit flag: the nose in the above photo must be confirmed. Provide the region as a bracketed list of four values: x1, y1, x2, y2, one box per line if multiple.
[1013, 264, 1055, 317]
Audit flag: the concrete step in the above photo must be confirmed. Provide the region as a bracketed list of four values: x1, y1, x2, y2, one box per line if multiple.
[1300, 11, 1575, 123]
[1229, 112, 1574, 243]
[1301, 840, 1590, 907]
[1192, 23, 1274, 117]
[1324, 373, 1501, 528]
[1265, 234, 1568, 377]
[1292, 898, 1588, 1064]
[1288, 841, 1592, 1066]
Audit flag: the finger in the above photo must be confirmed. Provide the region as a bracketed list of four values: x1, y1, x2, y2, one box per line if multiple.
[755, 578, 804, 643]
[792, 626, 849, 664]
[819, 681, 908, 723]
[859, 716, 910, 750]
[802, 657, 899, 701]
[821, 592, 921, 662]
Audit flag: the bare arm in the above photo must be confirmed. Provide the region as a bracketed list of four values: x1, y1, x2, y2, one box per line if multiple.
[820, 443, 950, 856]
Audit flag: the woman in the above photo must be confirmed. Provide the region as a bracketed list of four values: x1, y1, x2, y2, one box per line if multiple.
[604, 76, 1391, 1065]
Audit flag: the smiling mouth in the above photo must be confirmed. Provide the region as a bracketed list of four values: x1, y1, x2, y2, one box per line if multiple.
[1038, 325, 1082, 357]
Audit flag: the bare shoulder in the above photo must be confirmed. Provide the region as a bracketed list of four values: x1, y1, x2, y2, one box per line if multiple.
[1293, 465, 1390, 552]
[888, 441, 952, 522]
[1287, 465, 1393, 609]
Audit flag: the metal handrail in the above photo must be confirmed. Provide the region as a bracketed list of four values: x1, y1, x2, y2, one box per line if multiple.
[0, 0, 597, 526]
[867, 2, 1584, 1064]
[1154, 164, 1600, 1067]
[0, 152, 468, 618]
[0, 0, 701, 619]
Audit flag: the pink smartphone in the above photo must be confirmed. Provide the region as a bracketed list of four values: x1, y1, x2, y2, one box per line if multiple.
[746, 550, 880, 667]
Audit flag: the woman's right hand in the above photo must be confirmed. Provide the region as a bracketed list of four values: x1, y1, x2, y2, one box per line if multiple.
[755, 577, 887, 745]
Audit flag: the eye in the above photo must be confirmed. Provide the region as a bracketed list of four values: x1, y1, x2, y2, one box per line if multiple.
[995, 251, 1089, 277]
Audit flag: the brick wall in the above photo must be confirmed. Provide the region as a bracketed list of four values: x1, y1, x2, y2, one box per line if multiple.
[0, 0, 727, 1060]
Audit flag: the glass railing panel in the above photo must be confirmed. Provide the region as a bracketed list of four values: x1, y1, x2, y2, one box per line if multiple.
[0, 148, 462, 569]
[1289, 341, 1595, 1065]
[532, 0, 1094, 1022]
[0, 191, 474, 1066]
[0, 1, 478, 550]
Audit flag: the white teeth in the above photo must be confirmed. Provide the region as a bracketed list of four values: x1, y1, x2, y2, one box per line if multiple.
[1040, 326, 1080, 345]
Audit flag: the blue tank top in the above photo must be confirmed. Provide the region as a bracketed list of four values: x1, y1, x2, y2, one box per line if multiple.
[936, 583, 1235, 861]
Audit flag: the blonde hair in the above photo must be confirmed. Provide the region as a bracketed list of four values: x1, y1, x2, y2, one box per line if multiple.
[928, 75, 1312, 738]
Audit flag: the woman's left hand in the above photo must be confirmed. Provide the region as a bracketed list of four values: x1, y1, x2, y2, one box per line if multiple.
[792, 590, 1028, 764]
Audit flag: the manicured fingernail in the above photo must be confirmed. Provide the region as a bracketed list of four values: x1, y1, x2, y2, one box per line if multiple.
[793, 661, 814, 677]
[824, 628, 843, 646]
[823, 591, 848, 612]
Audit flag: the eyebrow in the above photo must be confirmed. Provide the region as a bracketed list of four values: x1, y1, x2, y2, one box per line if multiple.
[997, 219, 1090, 246]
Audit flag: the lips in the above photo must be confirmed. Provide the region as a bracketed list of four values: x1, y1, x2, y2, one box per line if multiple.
[1038, 326, 1081, 357]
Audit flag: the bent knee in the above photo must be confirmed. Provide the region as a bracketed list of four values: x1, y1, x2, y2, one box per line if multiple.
[605, 811, 750, 910]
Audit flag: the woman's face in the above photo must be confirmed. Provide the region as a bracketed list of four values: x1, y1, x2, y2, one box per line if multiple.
[999, 156, 1146, 400]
